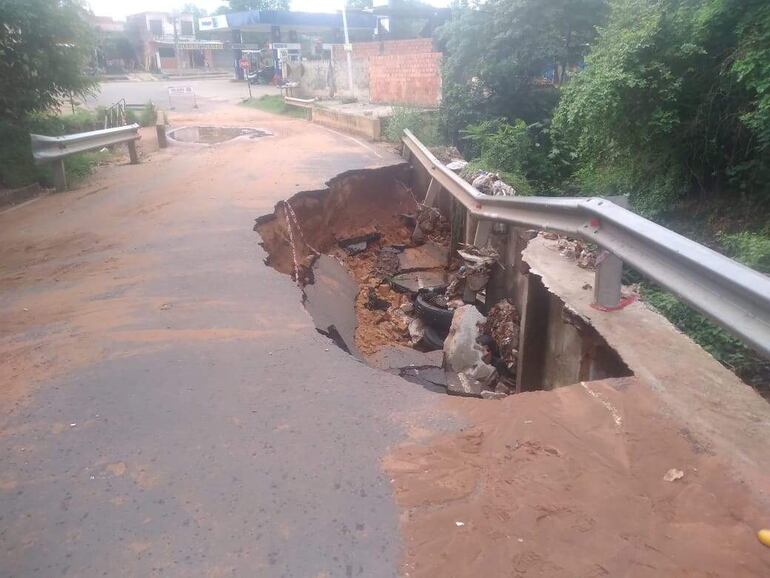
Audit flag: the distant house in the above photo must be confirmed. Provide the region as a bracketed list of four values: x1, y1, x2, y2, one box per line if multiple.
[89, 15, 132, 73]
[126, 12, 225, 72]
[197, 10, 379, 78]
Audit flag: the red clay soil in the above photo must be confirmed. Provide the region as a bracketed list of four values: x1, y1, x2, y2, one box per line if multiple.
[384, 377, 770, 577]
[255, 164, 414, 278]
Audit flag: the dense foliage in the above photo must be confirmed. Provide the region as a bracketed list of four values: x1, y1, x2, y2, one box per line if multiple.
[225, 0, 290, 11]
[554, 0, 770, 214]
[437, 0, 606, 143]
[434, 0, 770, 387]
[0, 0, 96, 121]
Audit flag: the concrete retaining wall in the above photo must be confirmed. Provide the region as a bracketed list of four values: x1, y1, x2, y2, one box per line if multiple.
[311, 107, 382, 141]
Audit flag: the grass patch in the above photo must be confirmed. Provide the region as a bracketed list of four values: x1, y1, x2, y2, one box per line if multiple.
[240, 95, 308, 119]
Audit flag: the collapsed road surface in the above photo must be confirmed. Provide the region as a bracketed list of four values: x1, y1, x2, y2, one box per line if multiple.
[2, 100, 770, 578]
[0, 105, 453, 577]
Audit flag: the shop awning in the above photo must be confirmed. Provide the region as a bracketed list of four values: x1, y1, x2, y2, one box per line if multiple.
[154, 40, 225, 50]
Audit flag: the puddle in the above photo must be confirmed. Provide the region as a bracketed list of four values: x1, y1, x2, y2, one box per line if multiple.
[167, 126, 271, 145]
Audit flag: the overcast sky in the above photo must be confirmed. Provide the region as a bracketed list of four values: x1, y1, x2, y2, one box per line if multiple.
[86, 0, 450, 20]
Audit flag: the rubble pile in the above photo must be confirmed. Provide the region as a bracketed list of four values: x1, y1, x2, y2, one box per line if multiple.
[446, 246, 499, 301]
[459, 166, 518, 197]
[483, 299, 520, 374]
[544, 233, 599, 269]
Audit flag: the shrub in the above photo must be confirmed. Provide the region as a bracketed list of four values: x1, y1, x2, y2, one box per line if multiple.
[719, 231, 770, 273]
[0, 109, 107, 189]
[383, 107, 442, 147]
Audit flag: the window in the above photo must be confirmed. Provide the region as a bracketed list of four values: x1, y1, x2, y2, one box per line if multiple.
[149, 19, 163, 36]
[158, 47, 176, 58]
[181, 20, 193, 36]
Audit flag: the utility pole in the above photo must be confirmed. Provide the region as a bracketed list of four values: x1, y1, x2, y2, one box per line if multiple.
[172, 12, 181, 70]
[341, 3, 355, 98]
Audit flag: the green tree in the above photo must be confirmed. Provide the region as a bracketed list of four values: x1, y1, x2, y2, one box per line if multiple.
[347, 0, 373, 8]
[437, 0, 607, 143]
[182, 3, 208, 32]
[226, 0, 290, 11]
[554, 0, 770, 214]
[0, 0, 96, 120]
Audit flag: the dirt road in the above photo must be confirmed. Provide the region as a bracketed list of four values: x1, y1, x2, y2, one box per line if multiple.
[0, 105, 449, 577]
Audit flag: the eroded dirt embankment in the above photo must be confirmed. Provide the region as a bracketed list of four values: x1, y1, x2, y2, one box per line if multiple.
[256, 163, 449, 358]
[256, 164, 414, 280]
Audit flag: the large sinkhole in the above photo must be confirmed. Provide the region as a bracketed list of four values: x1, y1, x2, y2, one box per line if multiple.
[255, 164, 631, 398]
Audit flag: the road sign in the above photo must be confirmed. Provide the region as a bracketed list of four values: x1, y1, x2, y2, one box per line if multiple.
[167, 86, 197, 110]
[167, 86, 194, 95]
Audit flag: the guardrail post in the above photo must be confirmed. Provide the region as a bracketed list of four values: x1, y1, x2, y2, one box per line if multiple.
[53, 160, 67, 192]
[156, 126, 167, 148]
[593, 251, 623, 309]
[127, 141, 139, 165]
[464, 212, 478, 245]
[424, 177, 441, 207]
[473, 220, 492, 247]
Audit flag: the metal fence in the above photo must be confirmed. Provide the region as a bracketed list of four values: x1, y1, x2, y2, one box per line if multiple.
[401, 129, 770, 357]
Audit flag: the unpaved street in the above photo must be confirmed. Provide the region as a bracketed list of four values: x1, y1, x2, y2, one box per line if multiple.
[0, 103, 449, 577]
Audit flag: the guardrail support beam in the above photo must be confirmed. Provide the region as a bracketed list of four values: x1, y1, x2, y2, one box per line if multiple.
[473, 220, 493, 247]
[593, 251, 623, 309]
[53, 160, 67, 193]
[424, 177, 441, 207]
[464, 212, 478, 245]
[127, 141, 139, 165]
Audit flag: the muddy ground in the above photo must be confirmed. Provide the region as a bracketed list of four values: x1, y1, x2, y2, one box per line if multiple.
[386, 377, 770, 577]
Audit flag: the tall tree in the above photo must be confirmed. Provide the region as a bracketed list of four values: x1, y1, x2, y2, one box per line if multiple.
[226, 0, 290, 11]
[437, 0, 607, 141]
[0, 0, 96, 120]
[554, 0, 770, 213]
[347, 0, 373, 8]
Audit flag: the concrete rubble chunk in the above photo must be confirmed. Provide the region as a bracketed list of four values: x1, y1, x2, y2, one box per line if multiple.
[443, 305, 497, 397]
[398, 242, 448, 272]
[391, 270, 448, 294]
[368, 345, 444, 371]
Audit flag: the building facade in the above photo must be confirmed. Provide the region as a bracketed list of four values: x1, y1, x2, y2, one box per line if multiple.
[126, 12, 224, 72]
[197, 10, 379, 78]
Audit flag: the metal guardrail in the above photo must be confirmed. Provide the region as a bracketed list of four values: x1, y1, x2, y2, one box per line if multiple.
[402, 129, 770, 357]
[31, 124, 141, 192]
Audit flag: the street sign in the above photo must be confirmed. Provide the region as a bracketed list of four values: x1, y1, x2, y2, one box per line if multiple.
[167, 86, 197, 110]
[167, 86, 194, 95]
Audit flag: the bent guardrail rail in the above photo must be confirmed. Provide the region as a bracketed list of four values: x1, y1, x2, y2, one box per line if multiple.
[402, 128, 770, 357]
[31, 124, 141, 192]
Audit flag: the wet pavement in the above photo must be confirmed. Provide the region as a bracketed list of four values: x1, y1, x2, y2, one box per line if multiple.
[0, 104, 452, 577]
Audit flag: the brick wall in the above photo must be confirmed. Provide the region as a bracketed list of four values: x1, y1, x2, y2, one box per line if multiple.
[369, 52, 442, 107]
[331, 38, 434, 61]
